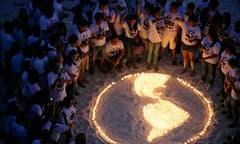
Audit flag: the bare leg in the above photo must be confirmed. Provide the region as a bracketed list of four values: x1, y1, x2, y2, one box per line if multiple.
[182, 50, 188, 72]
[189, 52, 195, 76]
[171, 49, 177, 65]
[159, 47, 166, 60]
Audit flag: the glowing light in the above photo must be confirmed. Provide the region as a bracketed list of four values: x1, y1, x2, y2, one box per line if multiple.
[134, 73, 189, 142]
[90, 73, 214, 144]
[176, 77, 214, 144]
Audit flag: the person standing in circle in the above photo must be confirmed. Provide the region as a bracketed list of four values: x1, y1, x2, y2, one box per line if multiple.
[175, 15, 202, 76]
[199, 29, 221, 91]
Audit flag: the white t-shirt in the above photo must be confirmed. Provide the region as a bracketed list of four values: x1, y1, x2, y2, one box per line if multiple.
[139, 12, 151, 39]
[64, 60, 80, 80]
[92, 6, 110, 23]
[201, 37, 221, 64]
[34, 56, 48, 75]
[217, 24, 232, 42]
[1, 31, 15, 51]
[22, 81, 41, 98]
[27, 35, 39, 46]
[89, 21, 109, 46]
[29, 103, 43, 118]
[72, 25, 91, 53]
[39, 13, 59, 31]
[60, 105, 76, 125]
[5, 115, 27, 138]
[112, 9, 125, 36]
[196, 0, 209, 15]
[123, 21, 140, 39]
[12, 28, 26, 48]
[11, 120, 27, 139]
[48, 69, 70, 102]
[176, 20, 202, 46]
[228, 67, 239, 81]
[47, 43, 58, 59]
[163, 11, 182, 32]
[220, 51, 237, 75]
[64, 43, 78, 57]
[103, 40, 124, 57]
[177, 6, 187, 16]
[53, 0, 63, 19]
[148, 16, 165, 43]
[11, 52, 24, 74]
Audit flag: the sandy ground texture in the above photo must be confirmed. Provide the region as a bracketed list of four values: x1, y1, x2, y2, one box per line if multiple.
[0, 0, 240, 144]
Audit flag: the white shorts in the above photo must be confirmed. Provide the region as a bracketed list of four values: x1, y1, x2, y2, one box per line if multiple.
[162, 30, 177, 50]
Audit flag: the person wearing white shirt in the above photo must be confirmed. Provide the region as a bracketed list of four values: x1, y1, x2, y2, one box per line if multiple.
[196, 0, 209, 16]
[72, 4, 89, 25]
[89, 12, 109, 74]
[71, 20, 91, 87]
[216, 45, 237, 98]
[53, 0, 66, 20]
[122, 15, 140, 68]
[110, 2, 128, 37]
[183, 2, 196, 22]
[137, 3, 152, 59]
[28, 0, 42, 27]
[64, 50, 81, 95]
[34, 47, 49, 87]
[199, 29, 221, 90]
[92, 0, 110, 23]
[2, 21, 15, 52]
[60, 97, 76, 143]
[11, 48, 24, 78]
[160, 2, 183, 65]
[217, 12, 232, 43]
[22, 69, 41, 100]
[147, 7, 165, 71]
[102, 33, 126, 73]
[21, 60, 34, 92]
[64, 35, 79, 58]
[200, 0, 221, 35]
[48, 55, 71, 103]
[2, 21, 16, 83]
[27, 25, 45, 47]
[47, 34, 59, 60]
[39, 5, 59, 41]
[176, 15, 201, 76]
[51, 95, 76, 143]
[223, 59, 240, 128]
[34, 48, 48, 75]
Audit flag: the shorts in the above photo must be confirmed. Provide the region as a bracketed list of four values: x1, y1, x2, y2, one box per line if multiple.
[162, 30, 177, 50]
[181, 43, 196, 53]
[80, 56, 89, 72]
[92, 45, 104, 59]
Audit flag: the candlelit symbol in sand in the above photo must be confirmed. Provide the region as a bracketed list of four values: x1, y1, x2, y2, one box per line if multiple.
[90, 73, 214, 144]
[134, 73, 190, 142]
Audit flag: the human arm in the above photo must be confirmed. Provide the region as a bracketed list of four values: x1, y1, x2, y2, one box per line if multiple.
[114, 48, 125, 66]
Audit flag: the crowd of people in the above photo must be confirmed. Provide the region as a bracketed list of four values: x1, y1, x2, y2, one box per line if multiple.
[0, 0, 240, 143]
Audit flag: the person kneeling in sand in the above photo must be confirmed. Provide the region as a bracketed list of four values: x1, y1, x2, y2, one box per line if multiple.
[101, 33, 126, 73]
